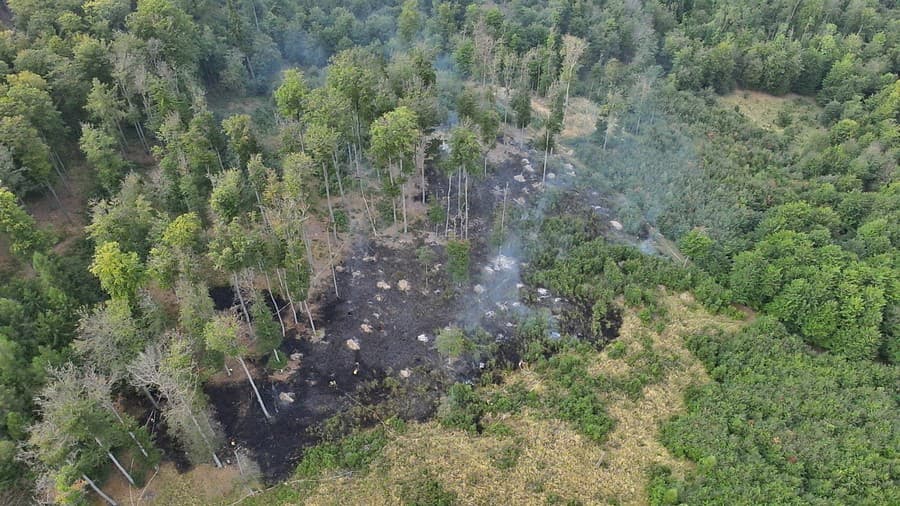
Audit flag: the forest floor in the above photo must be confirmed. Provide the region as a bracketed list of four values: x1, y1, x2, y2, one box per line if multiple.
[3, 150, 95, 274]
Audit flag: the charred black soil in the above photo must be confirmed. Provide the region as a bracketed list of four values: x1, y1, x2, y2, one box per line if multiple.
[204, 146, 629, 483]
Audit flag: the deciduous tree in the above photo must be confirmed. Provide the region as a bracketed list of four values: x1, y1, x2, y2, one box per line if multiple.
[89, 241, 145, 302]
[370, 106, 420, 233]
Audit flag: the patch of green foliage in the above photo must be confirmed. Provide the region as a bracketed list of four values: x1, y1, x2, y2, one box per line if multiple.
[548, 383, 613, 443]
[521, 214, 724, 343]
[332, 208, 350, 233]
[435, 326, 470, 359]
[488, 439, 523, 470]
[439, 383, 485, 433]
[646, 465, 680, 506]
[427, 201, 446, 230]
[659, 318, 900, 504]
[445, 239, 471, 285]
[242, 419, 409, 506]
[606, 340, 627, 359]
[295, 420, 403, 479]
[544, 492, 584, 505]
[577, 76, 899, 363]
[399, 470, 458, 505]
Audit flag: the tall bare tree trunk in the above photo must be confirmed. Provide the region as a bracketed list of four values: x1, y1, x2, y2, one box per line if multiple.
[325, 233, 339, 298]
[237, 356, 272, 419]
[563, 79, 572, 126]
[141, 385, 161, 411]
[387, 158, 397, 227]
[500, 182, 509, 253]
[97, 438, 135, 486]
[275, 268, 299, 325]
[189, 412, 223, 468]
[420, 142, 426, 203]
[134, 120, 150, 153]
[543, 128, 551, 183]
[245, 56, 256, 81]
[262, 270, 286, 337]
[361, 192, 378, 235]
[351, 144, 378, 235]
[456, 168, 462, 231]
[322, 162, 337, 240]
[445, 174, 452, 237]
[303, 300, 316, 333]
[400, 158, 408, 234]
[300, 226, 315, 274]
[83, 474, 118, 506]
[332, 152, 345, 198]
[109, 408, 149, 458]
[285, 289, 298, 325]
[464, 170, 469, 240]
[251, 0, 260, 30]
[44, 183, 72, 224]
[232, 273, 252, 333]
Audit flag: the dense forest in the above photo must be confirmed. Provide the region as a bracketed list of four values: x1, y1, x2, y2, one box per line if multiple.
[0, 0, 896, 504]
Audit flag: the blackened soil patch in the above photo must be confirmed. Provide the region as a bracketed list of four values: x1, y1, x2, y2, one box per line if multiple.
[209, 285, 236, 311]
[204, 149, 636, 483]
[205, 238, 478, 482]
[204, 152, 540, 482]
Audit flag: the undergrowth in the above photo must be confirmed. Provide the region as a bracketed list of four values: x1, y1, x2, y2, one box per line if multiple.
[241, 418, 405, 505]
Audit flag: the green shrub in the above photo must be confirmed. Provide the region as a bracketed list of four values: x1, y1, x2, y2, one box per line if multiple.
[489, 441, 522, 470]
[332, 208, 349, 232]
[435, 326, 469, 359]
[551, 384, 614, 443]
[439, 383, 484, 432]
[487, 383, 540, 413]
[647, 465, 680, 506]
[266, 351, 288, 370]
[660, 321, 900, 504]
[400, 470, 458, 505]
[483, 422, 515, 437]
[624, 285, 644, 307]
[544, 492, 583, 505]
[427, 201, 446, 227]
[295, 427, 390, 478]
[446, 240, 471, 284]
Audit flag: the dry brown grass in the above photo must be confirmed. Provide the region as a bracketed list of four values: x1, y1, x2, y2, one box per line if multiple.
[530, 94, 599, 140]
[719, 89, 820, 131]
[490, 84, 598, 143]
[301, 295, 744, 505]
[101, 461, 251, 506]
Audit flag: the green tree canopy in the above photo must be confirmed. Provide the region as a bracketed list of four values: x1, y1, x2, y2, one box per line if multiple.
[89, 241, 145, 302]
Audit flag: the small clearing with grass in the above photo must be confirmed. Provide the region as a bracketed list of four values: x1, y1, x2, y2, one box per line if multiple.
[718, 89, 820, 131]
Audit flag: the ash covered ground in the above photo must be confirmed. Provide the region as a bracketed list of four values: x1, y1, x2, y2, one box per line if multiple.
[205, 142, 636, 481]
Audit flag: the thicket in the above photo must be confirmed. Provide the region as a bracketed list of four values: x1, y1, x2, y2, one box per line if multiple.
[659, 318, 899, 504]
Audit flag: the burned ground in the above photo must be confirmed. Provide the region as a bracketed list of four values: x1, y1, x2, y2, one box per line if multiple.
[204, 142, 637, 482]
